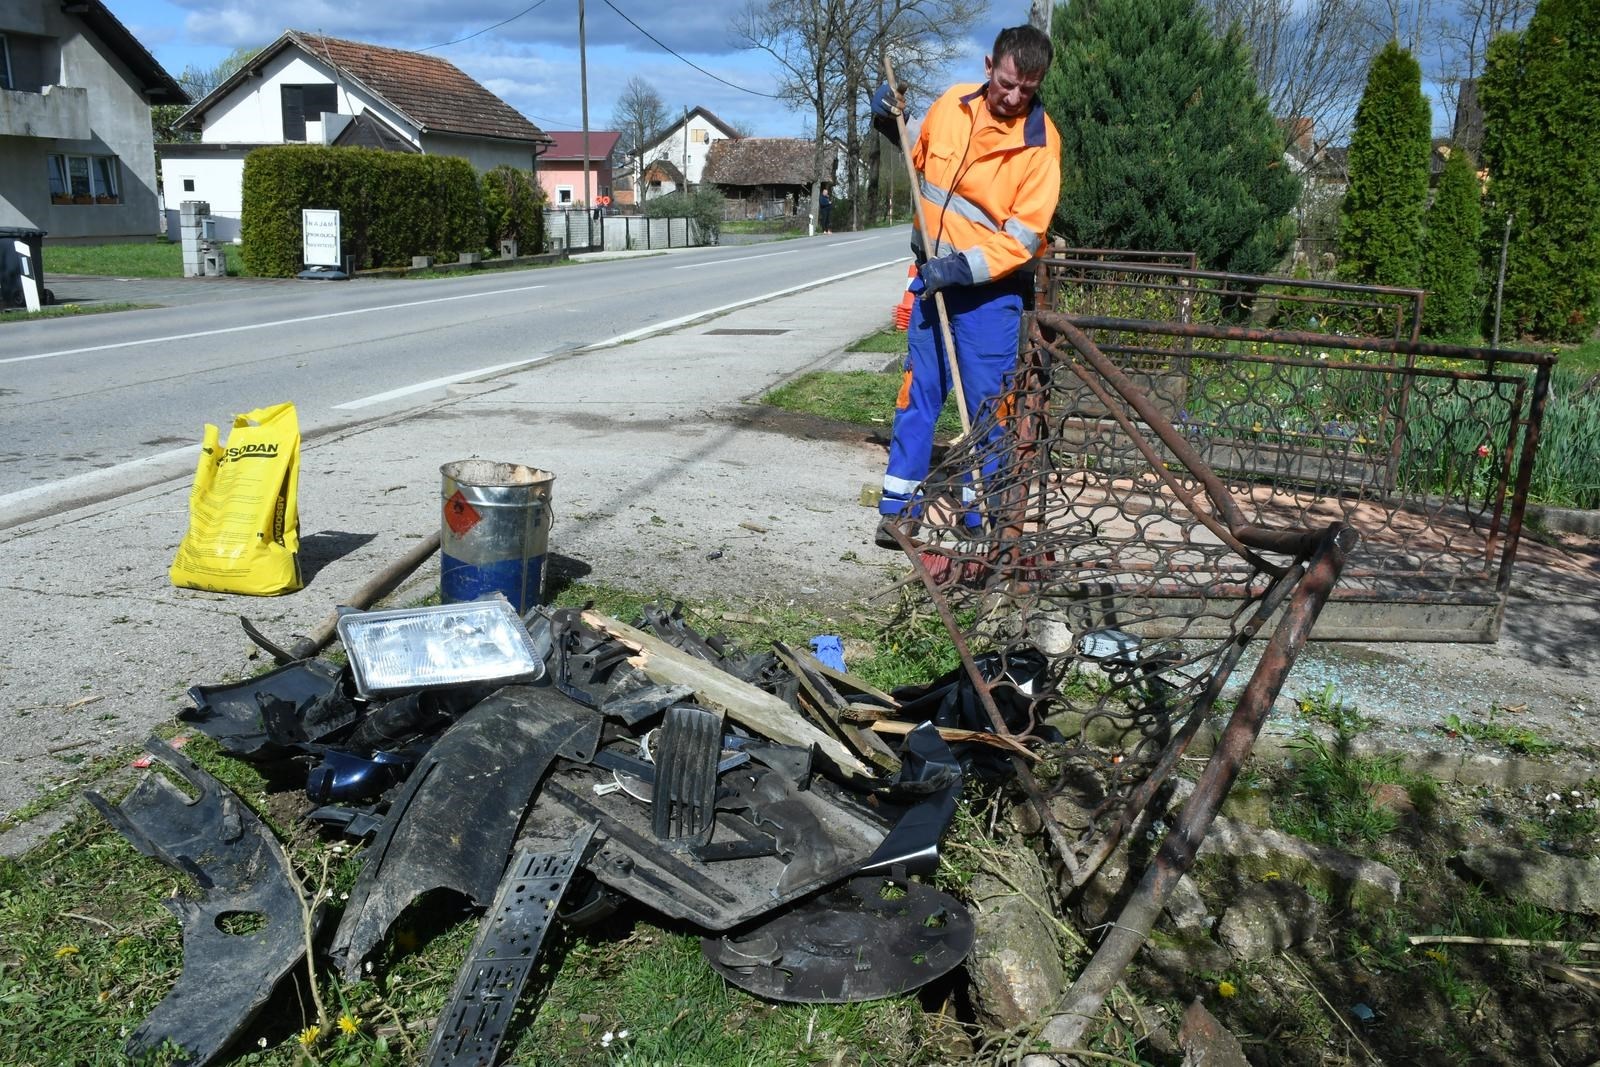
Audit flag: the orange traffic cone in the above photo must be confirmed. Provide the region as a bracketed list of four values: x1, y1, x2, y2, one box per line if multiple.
[893, 264, 916, 330]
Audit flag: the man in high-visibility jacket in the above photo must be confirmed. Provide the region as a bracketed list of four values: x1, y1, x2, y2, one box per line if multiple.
[871, 24, 1060, 548]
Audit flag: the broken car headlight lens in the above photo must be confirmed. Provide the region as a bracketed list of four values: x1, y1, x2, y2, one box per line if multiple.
[336, 599, 545, 699]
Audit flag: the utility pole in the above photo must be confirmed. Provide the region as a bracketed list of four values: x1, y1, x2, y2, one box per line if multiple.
[579, 0, 592, 241]
[682, 105, 689, 191]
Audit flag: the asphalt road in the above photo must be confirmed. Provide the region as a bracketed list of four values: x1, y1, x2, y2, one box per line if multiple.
[0, 229, 911, 529]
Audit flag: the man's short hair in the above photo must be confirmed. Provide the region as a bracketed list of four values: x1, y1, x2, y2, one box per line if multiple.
[993, 25, 1054, 77]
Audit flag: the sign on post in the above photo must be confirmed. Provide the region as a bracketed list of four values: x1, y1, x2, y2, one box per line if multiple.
[301, 209, 342, 267]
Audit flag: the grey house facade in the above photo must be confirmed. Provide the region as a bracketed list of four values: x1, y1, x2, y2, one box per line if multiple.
[1, 0, 187, 240]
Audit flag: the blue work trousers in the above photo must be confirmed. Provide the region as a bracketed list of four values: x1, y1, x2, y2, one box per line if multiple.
[880, 279, 1022, 520]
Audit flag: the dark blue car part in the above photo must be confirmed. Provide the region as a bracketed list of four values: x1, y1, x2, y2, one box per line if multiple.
[305, 748, 417, 804]
[424, 824, 598, 1067]
[85, 739, 320, 1066]
[328, 686, 601, 980]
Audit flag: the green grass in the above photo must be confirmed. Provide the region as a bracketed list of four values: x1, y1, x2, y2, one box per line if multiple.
[46, 240, 257, 278]
[46, 240, 184, 277]
[762, 327, 962, 437]
[848, 327, 909, 354]
[1556, 336, 1600, 374]
[0, 302, 155, 323]
[1441, 709, 1562, 755]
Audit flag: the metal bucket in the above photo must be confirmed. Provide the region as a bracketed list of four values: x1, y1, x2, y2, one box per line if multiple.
[439, 460, 555, 613]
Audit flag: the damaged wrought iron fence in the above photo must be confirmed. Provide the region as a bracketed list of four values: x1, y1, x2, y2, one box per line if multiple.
[1062, 315, 1553, 642]
[1040, 257, 1427, 341]
[878, 307, 1358, 1049]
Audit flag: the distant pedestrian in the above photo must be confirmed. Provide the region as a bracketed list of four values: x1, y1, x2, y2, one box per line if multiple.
[819, 188, 832, 234]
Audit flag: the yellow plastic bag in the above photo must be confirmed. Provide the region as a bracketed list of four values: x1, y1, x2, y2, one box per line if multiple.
[169, 402, 303, 595]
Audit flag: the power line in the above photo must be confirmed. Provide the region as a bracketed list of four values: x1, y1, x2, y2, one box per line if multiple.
[419, 0, 554, 51]
[600, 0, 781, 98]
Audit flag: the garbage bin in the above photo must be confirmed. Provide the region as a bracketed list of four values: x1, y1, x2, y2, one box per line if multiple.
[439, 460, 555, 614]
[0, 227, 49, 309]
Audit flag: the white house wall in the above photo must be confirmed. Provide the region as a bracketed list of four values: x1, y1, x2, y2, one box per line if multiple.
[200, 50, 418, 148]
[158, 153, 247, 241]
[645, 113, 729, 186]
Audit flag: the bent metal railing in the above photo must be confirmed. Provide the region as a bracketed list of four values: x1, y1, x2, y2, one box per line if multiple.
[879, 308, 1358, 1049]
[1041, 256, 1428, 341]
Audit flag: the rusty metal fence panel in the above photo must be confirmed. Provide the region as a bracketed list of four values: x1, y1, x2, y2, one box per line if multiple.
[1036, 258, 1552, 641]
[1041, 256, 1428, 341]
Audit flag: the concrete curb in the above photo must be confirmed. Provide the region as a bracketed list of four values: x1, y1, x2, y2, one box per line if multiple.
[1527, 504, 1600, 537]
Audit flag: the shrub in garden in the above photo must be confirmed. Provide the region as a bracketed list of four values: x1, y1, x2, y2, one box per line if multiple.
[1338, 40, 1432, 289]
[482, 164, 546, 255]
[1478, 0, 1600, 342]
[240, 146, 486, 277]
[644, 187, 723, 244]
[1044, 0, 1299, 273]
[1420, 147, 1484, 338]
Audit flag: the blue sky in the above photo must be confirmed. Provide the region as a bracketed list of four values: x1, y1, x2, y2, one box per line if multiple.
[109, 0, 1020, 137]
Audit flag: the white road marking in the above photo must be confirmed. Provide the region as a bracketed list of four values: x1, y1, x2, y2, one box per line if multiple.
[673, 248, 806, 270]
[587, 257, 911, 349]
[332, 356, 554, 409]
[825, 237, 874, 247]
[0, 446, 194, 511]
[0, 283, 549, 366]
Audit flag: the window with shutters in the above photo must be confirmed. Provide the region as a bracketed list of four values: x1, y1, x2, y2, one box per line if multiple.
[282, 83, 339, 141]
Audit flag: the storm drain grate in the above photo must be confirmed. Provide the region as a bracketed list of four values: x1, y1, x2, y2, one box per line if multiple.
[704, 328, 789, 335]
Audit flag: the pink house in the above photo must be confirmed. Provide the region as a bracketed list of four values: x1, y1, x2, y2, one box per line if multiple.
[537, 131, 620, 208]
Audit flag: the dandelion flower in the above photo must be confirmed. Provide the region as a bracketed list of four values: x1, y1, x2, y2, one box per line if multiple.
[297, 1025, 320, 1048]
[1424, 948, 1448, 964]
[338, 1013, 360, 1036]
[1217, 980, 1238, 998]
[54, 944, 80, 959]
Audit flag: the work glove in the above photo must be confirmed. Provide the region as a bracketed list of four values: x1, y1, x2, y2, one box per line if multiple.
[871, 83, 905, 147]
[917, 252, 973, 297]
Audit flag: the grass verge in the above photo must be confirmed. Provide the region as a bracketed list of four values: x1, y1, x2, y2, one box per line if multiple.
[762, 327, 962, 437]
[1, 302, 156, 323]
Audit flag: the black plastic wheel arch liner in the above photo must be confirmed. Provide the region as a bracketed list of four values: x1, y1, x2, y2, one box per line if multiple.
[85, 739, 320, 1067]
[181, 657, 352, 761]
[702, 873, 975, 1003]
[327, 686, 601, 980]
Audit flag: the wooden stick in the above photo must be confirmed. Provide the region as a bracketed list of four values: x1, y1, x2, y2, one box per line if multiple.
[869, 718, 1040, 762]
[1540, 960, 1600, 994]
[884, 55, 971, 439]
[1408, 934, 1600, 953]
[580, 611, 873, 780]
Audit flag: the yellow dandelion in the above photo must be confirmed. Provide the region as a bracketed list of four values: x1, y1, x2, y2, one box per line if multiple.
[1424, 948, 1448, 964]
[54, 944, 80, 959]
[338, 1014, 360, 1036]
[297, 1025, 320, 1048]
[1217, 980, 1238, 998]
[1261, 870, 1281, 882]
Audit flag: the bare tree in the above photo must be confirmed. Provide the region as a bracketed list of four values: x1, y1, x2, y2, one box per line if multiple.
[1201, 0, 1385, 150]
[735, 0, 866, 234]
[612, 76, 669, 205]
[1429, 0, 1535, 151]
[153, 45, 265, 142]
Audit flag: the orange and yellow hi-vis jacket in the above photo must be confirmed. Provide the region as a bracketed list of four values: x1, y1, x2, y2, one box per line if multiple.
[909, 83, 1061, 286]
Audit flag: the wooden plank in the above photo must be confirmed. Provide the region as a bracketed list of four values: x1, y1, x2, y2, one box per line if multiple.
[869, 719, 1041, 762]
[579, 611, 872, 779]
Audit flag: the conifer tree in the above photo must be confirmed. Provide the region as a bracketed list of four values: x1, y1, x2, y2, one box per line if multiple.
[1044, 0, 1299, 273]
[1337, 40, 1431, 288]
[1478, 0, 1600, 342]
[1420, 147, 1484, 338]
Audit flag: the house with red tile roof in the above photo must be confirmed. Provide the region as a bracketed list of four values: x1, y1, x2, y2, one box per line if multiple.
[536, 131, 621, 208]
[156, 30, 551, 240]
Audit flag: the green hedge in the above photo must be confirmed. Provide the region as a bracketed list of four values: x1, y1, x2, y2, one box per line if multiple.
[240, 146, 487, 277]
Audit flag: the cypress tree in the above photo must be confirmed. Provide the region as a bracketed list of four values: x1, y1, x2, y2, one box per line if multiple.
[1044, 0, 1299, 273]
[1420, 148, 1484, 338]
[1478, 0, 1600, 342]
[1337, 41, 1432, 288]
